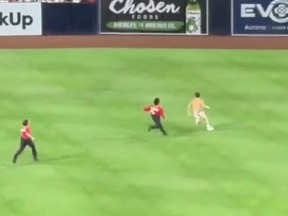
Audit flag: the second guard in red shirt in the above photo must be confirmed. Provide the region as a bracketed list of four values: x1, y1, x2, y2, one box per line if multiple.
[143, 98, 168, 136]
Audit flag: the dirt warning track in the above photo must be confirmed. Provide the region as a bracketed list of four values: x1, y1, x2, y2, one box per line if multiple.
[0, 35, 287, 49]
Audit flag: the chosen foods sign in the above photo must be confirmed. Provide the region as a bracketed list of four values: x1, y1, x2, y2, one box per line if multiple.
[100, 0, 208, 34]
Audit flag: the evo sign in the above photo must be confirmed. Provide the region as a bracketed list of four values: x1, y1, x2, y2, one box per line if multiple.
[232, 0, 288, 35]
[0, 3, 42, 36]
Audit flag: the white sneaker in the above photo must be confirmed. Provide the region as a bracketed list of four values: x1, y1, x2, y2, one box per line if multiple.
[207, 125, 214, 131]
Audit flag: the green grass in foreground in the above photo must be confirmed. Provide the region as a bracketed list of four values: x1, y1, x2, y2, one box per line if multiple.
[0, 49, 287, 216]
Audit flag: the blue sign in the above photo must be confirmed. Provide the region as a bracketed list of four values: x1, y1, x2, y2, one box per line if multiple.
[232, 0, 288, 35]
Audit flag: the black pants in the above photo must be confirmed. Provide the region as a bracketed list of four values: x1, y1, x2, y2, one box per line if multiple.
[13, 138, 38, 163]
[149, 115, 167, 135]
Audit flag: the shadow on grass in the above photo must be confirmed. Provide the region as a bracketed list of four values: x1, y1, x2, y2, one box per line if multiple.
[214, 121, 244, 131]
[167, 123, 203, 136]
[7, 152, 87, 167]
[167, 121, 244, 137]
[41, 152, 86, 164]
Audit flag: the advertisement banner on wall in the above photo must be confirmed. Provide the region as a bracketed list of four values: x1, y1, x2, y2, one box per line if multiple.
[232, 0, 288, 35]
[100, 0, 208, 35]
[0, 3, 42, 36]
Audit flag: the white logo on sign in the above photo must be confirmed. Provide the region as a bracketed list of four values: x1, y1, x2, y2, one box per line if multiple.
[150, 107, 159, 115]
[109, 0, 180, 14]
[241, 0, 288, 23]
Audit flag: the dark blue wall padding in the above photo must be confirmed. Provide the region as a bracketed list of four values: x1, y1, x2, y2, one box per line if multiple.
[42, 3, 97, 35]
[71, 4, 97, 34]
[208, 0, 231, 35]
[42, 3, 73, 35]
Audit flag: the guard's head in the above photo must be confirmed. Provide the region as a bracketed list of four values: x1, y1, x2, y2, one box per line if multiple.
[154, 98, 160, 105]
[23, 119, 29, 126]
[195, 92, 200, 98]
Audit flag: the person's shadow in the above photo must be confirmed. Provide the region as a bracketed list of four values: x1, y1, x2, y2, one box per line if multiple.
[214, 121, 245, 131]
[41, 152, 86, 164]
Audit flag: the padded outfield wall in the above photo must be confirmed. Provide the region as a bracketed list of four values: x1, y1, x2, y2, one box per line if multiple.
[0, 0, 287, 49]
[2, 0, 287, 36]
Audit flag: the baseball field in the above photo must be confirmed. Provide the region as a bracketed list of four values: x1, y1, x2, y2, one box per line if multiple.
[0, 48, 288, 216]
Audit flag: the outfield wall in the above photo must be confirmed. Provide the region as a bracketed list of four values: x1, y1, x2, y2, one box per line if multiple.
[0, 0, 287, 36]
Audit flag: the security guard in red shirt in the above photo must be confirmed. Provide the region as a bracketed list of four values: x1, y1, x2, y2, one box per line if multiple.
[144, 98, 168, 136]
[13, 119, 38, 163]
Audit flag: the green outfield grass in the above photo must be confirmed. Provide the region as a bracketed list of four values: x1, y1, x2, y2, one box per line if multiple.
[0, 49, 287, 216]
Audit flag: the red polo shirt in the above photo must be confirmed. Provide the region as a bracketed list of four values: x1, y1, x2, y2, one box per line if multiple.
[21, 126, 31, 139]
[144, 105, 165, 118]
